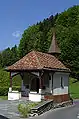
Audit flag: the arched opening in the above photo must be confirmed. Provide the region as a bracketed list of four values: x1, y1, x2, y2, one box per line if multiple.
[30, 77, 39, 93]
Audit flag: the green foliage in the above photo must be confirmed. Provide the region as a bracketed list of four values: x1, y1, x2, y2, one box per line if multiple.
[0, 69, 21, 96]
[18, 15, 55, 58]
[18, 5, 79, 80]
[55, 5, 79, 79]
[12, 86, 21, 92]
[0, 87, 9, 96]
[0, 86, 21, 96]
[10, 45, 19, 64]
[2, 47, 12, 67]
[69, 78, 79, 99]
[1, 45, 19, 67]
[18, 103, 29, 118]
[19, 25, 40, 57]
[0, 69, 9, 87]
[12, 74, 22, 86]
[18, 102, 38, 118]
[56, 5, 79, 27]
[0, 53, 3, 68]
[0, 96, 8, 100]
[0, 69, 21, 87]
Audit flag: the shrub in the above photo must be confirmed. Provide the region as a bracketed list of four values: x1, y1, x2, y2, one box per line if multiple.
[18, 103, 39, 118]
[0, 69, 9, 87]
[0, 87, 8, 96]
[12, 86, 21, 92]
[0, 69, 21, 88]
[0, 69, 21, 96]
[18, 103, 30, 118]
[0, 86, 21, 96]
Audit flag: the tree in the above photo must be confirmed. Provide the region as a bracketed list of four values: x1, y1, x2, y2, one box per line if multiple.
[2, 47, 12, 67]
[11, 45, 19, 64]
[0, 53, 3, 68]
[18, 25, 41, 57]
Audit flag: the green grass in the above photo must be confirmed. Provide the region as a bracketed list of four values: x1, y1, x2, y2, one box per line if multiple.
[69, 77, 79, 99]
[0, 96, 8, 100]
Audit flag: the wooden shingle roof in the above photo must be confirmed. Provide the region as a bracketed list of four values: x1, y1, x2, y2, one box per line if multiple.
[7, 51, 70, 72]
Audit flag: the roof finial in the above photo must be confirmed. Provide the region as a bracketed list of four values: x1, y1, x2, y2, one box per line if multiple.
[48, 27, 61, 56]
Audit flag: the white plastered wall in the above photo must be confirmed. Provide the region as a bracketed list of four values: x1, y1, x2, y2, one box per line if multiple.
[53, 72, 70, 95]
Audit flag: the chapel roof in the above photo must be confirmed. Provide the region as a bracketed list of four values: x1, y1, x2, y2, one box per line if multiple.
[7, 51, 70, 72]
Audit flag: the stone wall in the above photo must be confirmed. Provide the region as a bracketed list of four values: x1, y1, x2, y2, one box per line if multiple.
[30, 99, 73, 117]
[30, 100, 53, 116]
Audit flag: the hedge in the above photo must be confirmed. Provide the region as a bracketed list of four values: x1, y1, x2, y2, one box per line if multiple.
[0, 86, 21, 96]
[0, 87, 8, 96]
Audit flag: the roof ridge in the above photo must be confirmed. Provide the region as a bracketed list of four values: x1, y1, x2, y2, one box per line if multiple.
[33, 51, 42, 69]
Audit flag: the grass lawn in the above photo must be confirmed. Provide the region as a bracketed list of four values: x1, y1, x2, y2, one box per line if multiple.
[0, 96, 8, 100]
[69, 77, 79, 99]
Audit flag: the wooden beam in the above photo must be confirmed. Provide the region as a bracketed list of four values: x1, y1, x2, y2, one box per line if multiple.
[10, 72, 12, 88]
[39, 76, 42, 89]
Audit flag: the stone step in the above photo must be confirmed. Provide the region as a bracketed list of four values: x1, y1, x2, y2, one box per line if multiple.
[31, 100, 53, 115]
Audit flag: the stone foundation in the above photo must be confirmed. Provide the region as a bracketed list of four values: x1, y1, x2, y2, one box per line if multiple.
[30, 100, 53, 116]
[8, 91, 21, 100]
[29, 92, 41, 102]
[44, 94, 70, 103]
[30, 99, 73, 117]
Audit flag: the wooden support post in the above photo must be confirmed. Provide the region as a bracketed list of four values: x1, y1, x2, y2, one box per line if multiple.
[39, 77, 42, 89]
[39, 71, 44, 94]
[49, 73, 53, 94]
[10, 72, 12, 88]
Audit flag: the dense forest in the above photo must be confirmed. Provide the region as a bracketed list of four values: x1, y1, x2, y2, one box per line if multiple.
[0, 5, 79, 87]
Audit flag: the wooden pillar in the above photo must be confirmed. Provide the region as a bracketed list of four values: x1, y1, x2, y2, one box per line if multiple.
[10, 72, 12, 88]
[20, 72, 24, 95]
[39, 76, 42, 89]
[39, 71, 44, 94]
[39, 72, 41, 94]
[49, 73, 53, 93]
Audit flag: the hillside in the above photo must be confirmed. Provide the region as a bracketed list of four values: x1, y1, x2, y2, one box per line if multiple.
[18, 5, 79, 80]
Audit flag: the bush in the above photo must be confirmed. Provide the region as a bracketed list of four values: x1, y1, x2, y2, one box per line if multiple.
[12, 86, 21, 92]
[0, 86, 21, 96]
[0, 69, 9, 87]
[0, 87, 9, 96]
[0, 69, 21, 88]
[0, 69, 21, 96]
[18, 103, 39, 118]
[18, 104, 29, 118]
